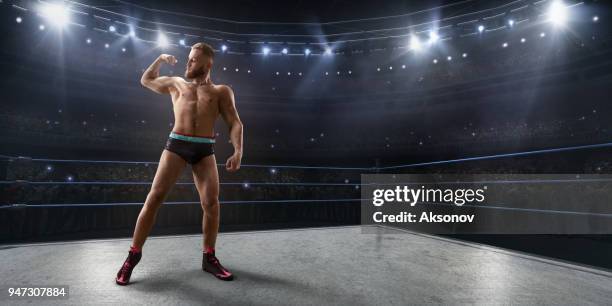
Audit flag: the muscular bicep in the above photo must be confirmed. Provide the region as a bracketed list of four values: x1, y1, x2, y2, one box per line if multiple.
[219, 86, 241, 126]
[141, 76, 176, 95]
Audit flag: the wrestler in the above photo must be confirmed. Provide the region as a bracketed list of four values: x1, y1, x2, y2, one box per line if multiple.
[116, 42, 243, 285]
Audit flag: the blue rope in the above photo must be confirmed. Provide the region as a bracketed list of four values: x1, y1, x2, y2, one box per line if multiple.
[0, 198, 363, 208]
[3, 141, 612, 171]
[380, 142, 612, 170]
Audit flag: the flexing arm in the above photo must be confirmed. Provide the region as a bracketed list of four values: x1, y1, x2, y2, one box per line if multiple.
[219, 85, 244, 172]
[140, 54, 177, 94]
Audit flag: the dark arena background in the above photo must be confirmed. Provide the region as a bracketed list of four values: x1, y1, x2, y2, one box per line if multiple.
[1, 0, 612, 304]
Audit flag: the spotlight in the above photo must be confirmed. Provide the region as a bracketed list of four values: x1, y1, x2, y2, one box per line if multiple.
[478, 25, 485, 33]
[39, 24, 45, 31]
[447, 56, 452, 61]
[540, 32, 546, 38]
[428, 31, 439, 44]
[86, 38, 91, 44]
[262, 46, 270, 55]
[129, 29, 136, 38]
[376, 67, 381, 71]
[121, 47, 126, 52]
[104, 43, 109, 48]
[243, 182, 250, 189]
[157, 33, 169, 47]
[270, 168, 277, 174]
[389, 66, 392, 70]
[46, 165, 53, 172]
[304, 48, 311, 55]
[548, 0, 568, 26]
[324, 47, 332, 55]
[221, 44, 228, 52]
[508, 19, 515, 27]
[247, 70, 251, 73]
[502, 42, 508, 48]
[179, 39, 186, 46]
[520, 37, 526, 43]
[433, 59, 438, 64]
[39, 3, 70, 28]
[409, 35, 421, 51]
[16, 17, 22, 23]
[348, 70, 352, 74]
[462, 53, 468, 58]
[401, 64, 406, 69]
[281, 48, 288, 54]
[593, 16, 599, 22]
[236, 68, 239, 72]
[109, 25, 116, 32]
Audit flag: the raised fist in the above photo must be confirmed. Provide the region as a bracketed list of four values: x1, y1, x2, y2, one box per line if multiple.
[159, 54, 177, 65]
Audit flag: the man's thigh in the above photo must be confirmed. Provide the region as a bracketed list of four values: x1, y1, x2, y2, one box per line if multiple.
[151, 149, 187, 193]
[192, 154, 219, 201]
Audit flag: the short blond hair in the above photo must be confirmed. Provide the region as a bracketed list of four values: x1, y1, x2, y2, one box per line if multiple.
[191, 42, 215, 58]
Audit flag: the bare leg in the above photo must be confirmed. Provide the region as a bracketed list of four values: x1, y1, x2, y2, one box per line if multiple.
[131, 149, 187, 249]
[192, 154, 220, 250]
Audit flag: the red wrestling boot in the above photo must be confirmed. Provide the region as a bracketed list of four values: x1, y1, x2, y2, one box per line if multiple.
[116, 246, 142, 285]
[202, 247, 234, 281]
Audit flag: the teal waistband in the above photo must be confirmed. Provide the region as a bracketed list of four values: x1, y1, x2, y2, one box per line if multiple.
[169, 132, 216, 144]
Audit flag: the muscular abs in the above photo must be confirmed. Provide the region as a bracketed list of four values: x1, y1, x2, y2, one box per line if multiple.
[170, 81, 220, 137]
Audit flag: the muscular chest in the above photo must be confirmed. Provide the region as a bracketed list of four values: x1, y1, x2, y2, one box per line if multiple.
[176, 86, 218, 114]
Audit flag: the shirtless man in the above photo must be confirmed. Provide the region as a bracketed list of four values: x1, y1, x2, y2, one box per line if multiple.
[116, 43, 243, 285]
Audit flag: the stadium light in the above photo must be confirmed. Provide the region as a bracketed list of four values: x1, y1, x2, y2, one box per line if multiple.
[157, 33, 169, 47]
[428, 31, 439, 44]
[262, 46, 270, 55]
[109, 25, 116, 32]
[304, 48, 311, 56]
[86, 38, 91, 44]
[39, 3, 70, 28]
[508, 19, 515, 27]
[39, 24, 45, 31]
[179, 39, 186, 46]
[548, 0, 568, 26]
[478, 25, 485, 33]
[281, 48, 288, 54]
[16, 17, 22, 23]
[409, 35, 422, 51]
[593, 16, 599, 23]
[221, 44, 228, 52]
[502, 42, 508, 48]
[462, 53, 468, 58]
[129, 29, 136, 38]
[324, 47, 333, 55]
[520, 37, 526, 43]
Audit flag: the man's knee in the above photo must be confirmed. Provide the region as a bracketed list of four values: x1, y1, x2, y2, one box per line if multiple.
[201, 197, 219, 210]
[147, 188, 168, 206]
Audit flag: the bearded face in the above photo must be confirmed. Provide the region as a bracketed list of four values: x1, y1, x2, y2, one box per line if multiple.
[185, 63, 205, 79]
[184, 49, 210, 79]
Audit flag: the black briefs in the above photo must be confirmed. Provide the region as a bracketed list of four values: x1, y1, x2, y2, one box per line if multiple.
[164, 131, 215, 164]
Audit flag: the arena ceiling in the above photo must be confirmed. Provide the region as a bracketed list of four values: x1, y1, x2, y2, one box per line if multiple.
[79, 0, 507, 23]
